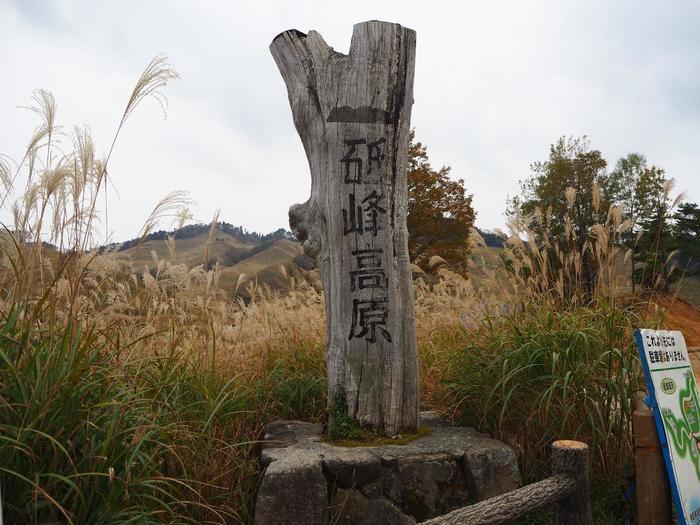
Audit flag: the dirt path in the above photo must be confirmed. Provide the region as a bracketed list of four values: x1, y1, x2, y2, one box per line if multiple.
[648, 295, 700, 347]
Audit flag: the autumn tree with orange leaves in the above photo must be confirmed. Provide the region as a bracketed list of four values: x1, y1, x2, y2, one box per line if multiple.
[407, 132, 476, 275]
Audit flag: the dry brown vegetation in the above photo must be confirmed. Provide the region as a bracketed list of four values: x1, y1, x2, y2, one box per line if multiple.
[1, 56, 698, 524]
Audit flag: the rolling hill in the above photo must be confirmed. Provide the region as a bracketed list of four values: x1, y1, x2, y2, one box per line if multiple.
[105, 222, 700, 320]
[111, 223, 317, 299]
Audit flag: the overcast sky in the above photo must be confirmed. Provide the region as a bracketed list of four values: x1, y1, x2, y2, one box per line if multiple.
[1, 0, 698, 242]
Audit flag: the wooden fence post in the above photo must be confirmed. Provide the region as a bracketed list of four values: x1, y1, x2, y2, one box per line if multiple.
[633, 397, 672, 525]
[551, 440, 592, 525]
[422, 440, 591, 524]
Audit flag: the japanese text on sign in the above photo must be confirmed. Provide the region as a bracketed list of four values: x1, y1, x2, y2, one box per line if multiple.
[341, 137, 392, 344]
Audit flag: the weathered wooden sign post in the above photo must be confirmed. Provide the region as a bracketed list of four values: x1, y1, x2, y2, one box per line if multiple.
[270, 20, 419, 436]
[258, 23, 590, 524]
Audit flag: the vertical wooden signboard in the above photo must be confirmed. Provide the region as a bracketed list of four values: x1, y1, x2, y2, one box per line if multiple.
[270, 21, 419, 436]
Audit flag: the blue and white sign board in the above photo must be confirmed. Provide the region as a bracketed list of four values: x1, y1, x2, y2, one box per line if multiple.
[636, 329, 700, 525]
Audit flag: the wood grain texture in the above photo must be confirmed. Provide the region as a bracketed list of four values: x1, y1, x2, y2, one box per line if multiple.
[550, 440, 592, 525]
[633, 399, 673, 525]
[422, 440, 592, 524]
[421, 474, 577, 525]
[270, 21, 419, 436]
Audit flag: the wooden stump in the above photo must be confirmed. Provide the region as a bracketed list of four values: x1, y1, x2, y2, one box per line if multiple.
[551, 440, 592, 525]
[270, 21, 419, 436]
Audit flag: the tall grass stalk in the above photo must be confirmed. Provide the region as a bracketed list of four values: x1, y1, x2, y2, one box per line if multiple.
[0, 53, 670, 523]
[427, 192, 658, 522]
[0, 56, 330, 523]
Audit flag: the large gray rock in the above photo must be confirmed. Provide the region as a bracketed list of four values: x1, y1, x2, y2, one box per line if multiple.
[395, 453, 469, 521]
[261, 420, 324, 454]
[254, 413, 522, 524]
[331, 488, 416, 525]
[253, 449, 328, 525]
[323, 446, 381, 487]
[461, 438, 522, 501]
[361, 468, 403, 503]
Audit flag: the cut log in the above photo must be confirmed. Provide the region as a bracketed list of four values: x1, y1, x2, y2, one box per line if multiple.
[422, 440, 591, 525]
[421, 474, 577, 525]
[270, 21, 419, 436]
[550, 440, 592, 524]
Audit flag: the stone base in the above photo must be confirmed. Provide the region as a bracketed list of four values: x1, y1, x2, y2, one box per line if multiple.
[253, 412, 521, 525]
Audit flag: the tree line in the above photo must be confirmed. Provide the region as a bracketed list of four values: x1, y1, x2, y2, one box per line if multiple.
[405, 133, 699, 295]
[508, 136, 698, 293]
[107, 132, 697, 298]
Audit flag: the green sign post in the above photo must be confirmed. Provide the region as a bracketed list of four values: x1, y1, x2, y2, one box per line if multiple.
[636, 329, 700, 525]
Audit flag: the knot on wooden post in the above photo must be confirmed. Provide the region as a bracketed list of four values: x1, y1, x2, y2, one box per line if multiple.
[289, 201, 321, 258]
[270, 21, 419, 437]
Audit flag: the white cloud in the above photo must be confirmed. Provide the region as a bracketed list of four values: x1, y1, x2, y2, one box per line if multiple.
[1, 0, 698, 241]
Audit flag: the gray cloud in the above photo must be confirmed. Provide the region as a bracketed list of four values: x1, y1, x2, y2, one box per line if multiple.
[1, 0, 698, 242]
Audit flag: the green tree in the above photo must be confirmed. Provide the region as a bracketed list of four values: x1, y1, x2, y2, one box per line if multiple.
[509, 136, 608, 294]
[673, 202, 700, 276]
[634, 166, 669, 222]
[511, 137, 685, 295]
[407, 132, 476, 275]
[606, 153, 647, 238]
[634, 167, 677, 290]
[513, 136, 608, 243]
[606, 153, 654, 292]
[606, 155, 691, 293]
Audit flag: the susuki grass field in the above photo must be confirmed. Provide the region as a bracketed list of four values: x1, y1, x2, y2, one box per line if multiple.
[0, 57, 683, 524]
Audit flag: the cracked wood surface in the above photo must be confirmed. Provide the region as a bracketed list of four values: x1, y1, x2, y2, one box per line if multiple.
[270, 21, 419, 436]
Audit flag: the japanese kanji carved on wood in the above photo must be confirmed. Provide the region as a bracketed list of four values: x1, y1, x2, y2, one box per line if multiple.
[270, 20, 419, 436]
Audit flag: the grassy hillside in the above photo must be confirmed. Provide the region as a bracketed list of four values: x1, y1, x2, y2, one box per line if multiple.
[115, 225, 700, 310]
[113, 226, 316, 299]
[119, 229, 255, 269]
[219, 238, 317, 297]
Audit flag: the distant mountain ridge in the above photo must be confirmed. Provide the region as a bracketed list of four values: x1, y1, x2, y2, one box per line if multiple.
[115, 222, 296, 252]
[67, 221, 700, 308]
[108, 222, 317, 299]
[106, 223, 509, 299]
